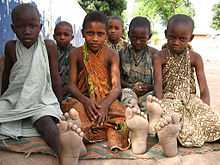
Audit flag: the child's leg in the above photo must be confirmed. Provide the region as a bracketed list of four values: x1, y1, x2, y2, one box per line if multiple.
[34, 116, 61, 154]
[125, 105, 149, 154]
[34, 109, 84, 165]
[146, 95, 163, 135]
[155, 114, 180, 157]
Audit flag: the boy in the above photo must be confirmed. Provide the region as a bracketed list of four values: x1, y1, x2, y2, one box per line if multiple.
[0, 3, 83, 165]
[120, 16, 158, 113]
[53, 21, 75, 98]
[147, 14, 220, 157]
[107, 16, 127, 53]
[61, 11, 130, 151]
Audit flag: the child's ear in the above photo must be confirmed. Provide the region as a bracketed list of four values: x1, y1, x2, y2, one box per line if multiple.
[40, 24, 43, 30]
[128, 30, 131, 39]
[148, 33, 152, 40]
[11, 24, 15, 33]
[81, 29, 85, 38]
[164, 30, 168, 38]
[190, 34, 194, 41]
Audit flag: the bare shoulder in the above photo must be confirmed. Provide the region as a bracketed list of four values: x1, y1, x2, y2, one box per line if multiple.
[153, 49, 167, 64]
[4, 40, 17, 62]
[148, 45, 159, 57]
[69, 46, 83, 61]
[5, 40, 16, 55]
[189, 50, 203, 66]
[69, 47, 82, 56]
[106, 46, 119, 62]
[44, 39, 56, 51]
[5, 40, 16, 48]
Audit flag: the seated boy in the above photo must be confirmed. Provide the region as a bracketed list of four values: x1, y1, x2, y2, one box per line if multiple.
[146, 14, 220, 157]
[62, 11, 130, 151]
[120, 16, 158, 114]
[53, 21, 75, 98]
[0, 3, 83, 165]
[106, 16, 127, 53]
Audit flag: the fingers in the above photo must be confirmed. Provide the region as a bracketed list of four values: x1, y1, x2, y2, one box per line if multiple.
[87, 107, 97, 121]
[86, 101, 99, 121]
[95, 113, 107, 126]
[95, 103, 102, 109]
[96, 116, 103, 126]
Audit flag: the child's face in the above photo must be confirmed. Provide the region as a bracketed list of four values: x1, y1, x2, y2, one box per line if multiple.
[165, 23, 193, 54]
[129, 27, 150, 51]
[11, 10, 41, 48]
[83, 21, 107, 53]
[53, 25, 73, 49]
[107, 19, 123, 44]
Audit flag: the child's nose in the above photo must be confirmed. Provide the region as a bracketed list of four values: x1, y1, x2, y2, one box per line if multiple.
[24, 26, 32, 34]
[93, 34, 98, 41]
[60, 35, 65, 39]
[173, 38, 182, 45]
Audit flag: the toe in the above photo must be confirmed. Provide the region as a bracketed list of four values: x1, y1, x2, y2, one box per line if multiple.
[69, 108, 79, 120]
[64, 112, 70, 120]
[125, 107, 134, 119]
[58, 121, 68, 132]
[146, 95, 153, 103]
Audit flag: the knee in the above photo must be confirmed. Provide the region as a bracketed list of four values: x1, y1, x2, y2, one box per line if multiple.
[61, 98, 81, 112]
[34, 116, 59, 137]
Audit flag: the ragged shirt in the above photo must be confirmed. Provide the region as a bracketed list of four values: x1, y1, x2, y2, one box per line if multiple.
[0, 36, 62, 139]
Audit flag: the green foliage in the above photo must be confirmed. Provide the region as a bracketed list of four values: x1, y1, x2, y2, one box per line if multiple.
[134, 0, 195, 25]
[212, 2, 220, 30]
[78, 0, 127, 16]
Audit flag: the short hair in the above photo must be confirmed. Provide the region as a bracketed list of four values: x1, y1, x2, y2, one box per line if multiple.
[11, 3, 40, 24]
[107, 16, 124, 27]
[82, 11, 107, 30]
[167, 14, 194, 32]
[129, 16, 151, 32]
[54, 21, 73, 33]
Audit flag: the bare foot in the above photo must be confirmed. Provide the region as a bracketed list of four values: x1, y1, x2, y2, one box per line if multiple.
[58, 109, 84, 165]
[121, 88, 138, 105]
[156, 114, 180, 157]
[125, 106, 148, 154]
[61, 108, 81, 127]
[146, 95, 163, 135]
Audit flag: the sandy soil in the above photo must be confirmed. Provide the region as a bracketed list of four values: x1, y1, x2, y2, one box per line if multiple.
[205, 60, 220, 110]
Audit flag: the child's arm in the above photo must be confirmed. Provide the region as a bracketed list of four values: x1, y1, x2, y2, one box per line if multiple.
[96, 50, 121, 125]
[101, 50, 121, 106]
[1, 41, 16, 95]
[45, 40, 63, 102]
[67, 48, 99, 121]
[191, 52, 210, 105]
[152, 52, 163, 99]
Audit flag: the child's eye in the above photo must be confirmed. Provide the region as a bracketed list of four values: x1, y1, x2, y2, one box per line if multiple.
[179, 37, 188, 42]
[115, 27, 120, 30]
[97, 32, 105, 36]
[64, 33, 71, 36]
[29, 24, 38, 28]
[86, 32, 94, 36]
[167, 35, 175, 40]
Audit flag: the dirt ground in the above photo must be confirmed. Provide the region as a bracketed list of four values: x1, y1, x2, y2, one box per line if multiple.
[205, 60, 220, 111]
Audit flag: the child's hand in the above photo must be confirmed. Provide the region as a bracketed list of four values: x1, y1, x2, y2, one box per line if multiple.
[133, 82, 146, 96]
[82, 97, 99, 121]
[95, 102, 109, 126]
